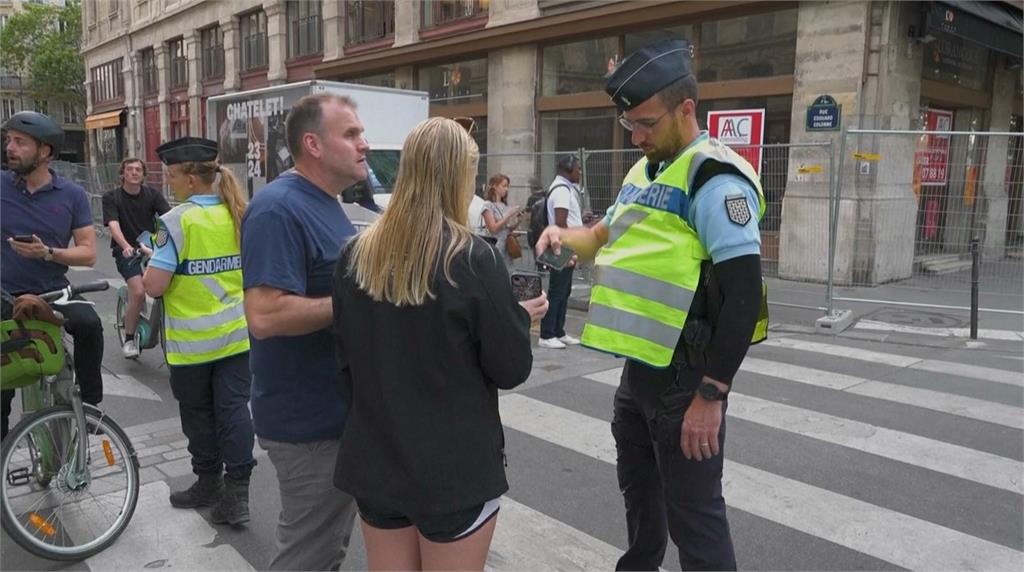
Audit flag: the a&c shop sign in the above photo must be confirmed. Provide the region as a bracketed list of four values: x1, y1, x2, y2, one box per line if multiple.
[707, 109, 765, 176]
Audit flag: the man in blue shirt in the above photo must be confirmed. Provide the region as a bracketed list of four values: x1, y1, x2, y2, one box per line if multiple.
[1, 112, 103, 439]
[242, 93, 364, 571]
[535, 41, 764, 571]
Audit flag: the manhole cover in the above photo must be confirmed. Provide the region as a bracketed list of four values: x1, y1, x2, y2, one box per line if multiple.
[864, 308, 963, 327]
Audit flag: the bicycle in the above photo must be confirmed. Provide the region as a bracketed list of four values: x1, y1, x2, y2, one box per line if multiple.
[113, 245, 165, 360]
[1, 281, 140, 561]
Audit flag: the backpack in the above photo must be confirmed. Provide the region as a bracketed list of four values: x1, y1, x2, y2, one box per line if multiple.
[526, 183, 569, 250]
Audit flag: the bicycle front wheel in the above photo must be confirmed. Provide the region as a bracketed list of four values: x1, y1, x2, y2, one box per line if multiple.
[114, 288, 127, 345]
[1, 406, 140, 561]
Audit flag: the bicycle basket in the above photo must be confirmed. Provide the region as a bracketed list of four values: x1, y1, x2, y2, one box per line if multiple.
[1, 319, 65, 390]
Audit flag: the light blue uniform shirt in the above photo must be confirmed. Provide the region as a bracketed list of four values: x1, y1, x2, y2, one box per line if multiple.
[149, 194, 223, 272]
[602, 135, 761, 264]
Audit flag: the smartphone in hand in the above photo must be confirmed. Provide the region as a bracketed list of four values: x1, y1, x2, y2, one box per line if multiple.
[510, 270, 543, 302]
[537, 245, 575, 271]
[12, 235, 35, 243]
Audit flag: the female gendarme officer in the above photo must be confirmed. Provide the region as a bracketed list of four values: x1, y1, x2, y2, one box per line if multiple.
[143, 137, 255, 527]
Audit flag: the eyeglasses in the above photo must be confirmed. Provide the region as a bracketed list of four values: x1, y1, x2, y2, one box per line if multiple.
[618, 108, 673, 133]
[453, 116, 477, 135]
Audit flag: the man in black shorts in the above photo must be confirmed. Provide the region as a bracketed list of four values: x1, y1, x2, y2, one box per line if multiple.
[102, 157, 170, 358]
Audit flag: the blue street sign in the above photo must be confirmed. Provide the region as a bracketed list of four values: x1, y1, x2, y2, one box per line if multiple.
[807, 95, 841, 131]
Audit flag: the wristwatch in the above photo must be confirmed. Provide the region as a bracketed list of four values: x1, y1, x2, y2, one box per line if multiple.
[697, 381, 728, 401]
[43, 247, 54, 262]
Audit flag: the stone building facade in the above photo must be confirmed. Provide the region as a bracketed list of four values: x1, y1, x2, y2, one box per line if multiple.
[82, 0, 1022, 284]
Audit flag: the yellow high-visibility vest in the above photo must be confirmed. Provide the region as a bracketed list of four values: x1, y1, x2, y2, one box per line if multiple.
[581, 137, 768, 368]
[160, 202, 249, 366]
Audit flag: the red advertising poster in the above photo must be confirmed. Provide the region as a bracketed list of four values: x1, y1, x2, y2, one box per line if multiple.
[707, 109, 765, 176]
[915, 108, 954, 186]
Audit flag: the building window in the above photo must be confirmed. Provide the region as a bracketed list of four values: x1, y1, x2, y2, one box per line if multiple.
[418, 58, 487, 106]
[421, 0, 485, 29]
[287, 0, 322, 59]
[170, 100, 189, 139]
[201, 26, 225, 80]
[697, 10, 798, 82]
[0, 14, 9, 33]
[346, 72, 395, 88]
[141, 48, 158, 95]
[168, 38, 187, 89]
[63, 102, 79, 124]
[922, 33, 991, 91]
[345, 1, 394, 45]
[540, 108, 617, 212]
[1, 99, 15, 122]
[240, 10, 268, 71]
[90, 59, 124, 104]
[625, 25, 693, 57]
[541, 36, 619, 97]
[108, 0, 119, 18]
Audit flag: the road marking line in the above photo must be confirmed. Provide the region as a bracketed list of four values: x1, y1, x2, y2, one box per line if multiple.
[85, 481, 254, 570]
[758, 337, 1023, 388]
[487, 498, 620, 571]
[740, 358, 1023, 430]
[854, 320, 1024, 341]
[584, 368, 1022, 492]
[500, 394, 1024, 572]
[101, 373, 162, 402]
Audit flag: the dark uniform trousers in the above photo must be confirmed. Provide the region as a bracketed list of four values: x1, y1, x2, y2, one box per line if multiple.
[168, 351, 256, 480]
[612, 359, 735, 572]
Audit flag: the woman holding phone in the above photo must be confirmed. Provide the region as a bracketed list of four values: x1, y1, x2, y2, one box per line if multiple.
[331, 117, 547, 571]
[480, 173, 522, 270]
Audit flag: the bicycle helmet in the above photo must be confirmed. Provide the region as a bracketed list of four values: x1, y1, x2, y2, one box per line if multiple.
[2, 111, 64, 158]
[1, 319, 65, 390]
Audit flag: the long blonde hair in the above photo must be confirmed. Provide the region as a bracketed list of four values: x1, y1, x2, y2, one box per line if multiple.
[178, 161, 248, 245]
[348, 117, 479, 306]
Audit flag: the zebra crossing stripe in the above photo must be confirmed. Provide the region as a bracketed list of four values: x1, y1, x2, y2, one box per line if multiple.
[740, 357, 1023, 430]
[499, 393, 1024, 571]
[583, 368, 1022, 493]
[759, 337, 1023, 388]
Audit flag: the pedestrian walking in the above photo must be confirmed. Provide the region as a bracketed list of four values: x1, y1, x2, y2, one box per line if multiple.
[538, 155, 584, 349]
[241, 93, 363, 571]
[480, 173, 524, 270]
[142, 137, 255, 527]
[102, 157, 170, 358]
[331, 117, 547, 571]
[534, 39, 769, 571]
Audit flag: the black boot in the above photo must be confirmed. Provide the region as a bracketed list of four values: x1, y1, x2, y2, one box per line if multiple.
[169, 473, 223, 508]
[211, 476, 250, 526]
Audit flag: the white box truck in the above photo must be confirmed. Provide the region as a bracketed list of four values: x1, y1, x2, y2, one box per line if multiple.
[205, 80, 486, 229]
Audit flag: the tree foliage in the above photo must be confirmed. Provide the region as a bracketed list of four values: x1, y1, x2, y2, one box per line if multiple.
[0, 1, 85, 113]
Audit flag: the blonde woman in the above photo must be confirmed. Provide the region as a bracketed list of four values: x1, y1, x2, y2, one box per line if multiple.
[143, 137, 255, 527]
[331, 118, 547, 570]
[480, 173, 523, 270]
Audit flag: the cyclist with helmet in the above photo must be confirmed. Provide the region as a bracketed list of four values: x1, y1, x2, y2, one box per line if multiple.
[1, 111, 104, 439]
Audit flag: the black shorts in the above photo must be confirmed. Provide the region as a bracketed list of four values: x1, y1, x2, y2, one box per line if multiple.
[113, 251, 144, 281]
[356, 497, 501, 543]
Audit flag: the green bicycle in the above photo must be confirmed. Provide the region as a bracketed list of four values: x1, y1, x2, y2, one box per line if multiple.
[1, 281, 140, 561]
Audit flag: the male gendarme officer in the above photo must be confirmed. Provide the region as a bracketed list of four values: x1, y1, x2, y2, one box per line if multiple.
[535, 39, 768, 571]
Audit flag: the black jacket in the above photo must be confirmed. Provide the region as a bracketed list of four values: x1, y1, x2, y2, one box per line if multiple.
[331, 235, 533, 516]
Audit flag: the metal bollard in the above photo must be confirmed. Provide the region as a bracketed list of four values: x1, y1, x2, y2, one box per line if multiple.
[970, 236, 980, 340]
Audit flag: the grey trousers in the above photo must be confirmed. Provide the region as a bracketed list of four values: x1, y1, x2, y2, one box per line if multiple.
[259, 437, 358, 571]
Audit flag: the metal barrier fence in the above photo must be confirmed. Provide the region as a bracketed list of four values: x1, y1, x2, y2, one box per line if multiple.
[832, 130, 1024, 318]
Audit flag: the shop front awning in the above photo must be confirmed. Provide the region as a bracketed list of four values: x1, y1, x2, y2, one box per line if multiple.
[84, 109, 124, 130]
[929, 1, 1023, 58]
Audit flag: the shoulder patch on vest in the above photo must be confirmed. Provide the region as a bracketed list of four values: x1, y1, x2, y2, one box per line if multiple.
[724, 195, 751, 226]
[155, 222, 169, 248]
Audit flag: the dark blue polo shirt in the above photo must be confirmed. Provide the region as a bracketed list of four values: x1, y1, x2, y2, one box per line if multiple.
[1, 169, 93, 295]
[241, 172, 357, 443]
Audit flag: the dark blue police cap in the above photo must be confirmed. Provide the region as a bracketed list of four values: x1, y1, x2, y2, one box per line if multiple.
[605, 39, 694, 111]
[155, 137, 219, 165]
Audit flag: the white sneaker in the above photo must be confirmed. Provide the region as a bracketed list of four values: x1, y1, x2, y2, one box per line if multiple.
[122, 338, 140, 359]
[538, 337, 567, 349]
[559, 335, 581, 346]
